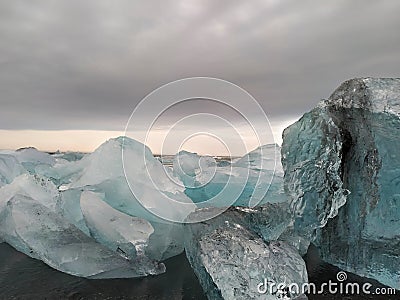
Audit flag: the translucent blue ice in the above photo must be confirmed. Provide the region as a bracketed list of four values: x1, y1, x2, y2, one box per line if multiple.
[184, 206, 308, 300]
[282, 78, 400, 289]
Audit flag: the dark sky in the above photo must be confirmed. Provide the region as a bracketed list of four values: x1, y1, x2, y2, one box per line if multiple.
[0, 0, 399, 152]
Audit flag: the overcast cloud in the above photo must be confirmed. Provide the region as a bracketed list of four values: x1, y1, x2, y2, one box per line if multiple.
[1, 0, 400, 133]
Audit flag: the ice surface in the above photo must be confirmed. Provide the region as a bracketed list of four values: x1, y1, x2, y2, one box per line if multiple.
[282, 78, 400, 289]
[0, 154, 26, 188]
[146, 221, 186, 261]
[0, 174, 59, 212]
[324, 77, 400, 116]
[35, 159, 82, 187]
[80, 191, 153, 259]
[52, 151, 86, 162]
[173, 151, 217, 188]
[57, 188, 90, 235]
[80, 191, 165, 274]
[282, 105, 347, 238]
[93, 175, 186, 261]
[185, 203, 293, 244]
[0, 147, 55, 174]
[185, 208, 308, 300]
[234, 144, 282, 175]
[0, 194, 159, 278]
[173, 146, 287, 207]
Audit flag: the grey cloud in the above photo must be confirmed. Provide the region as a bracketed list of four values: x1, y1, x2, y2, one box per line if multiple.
[0, 0, 399, 131]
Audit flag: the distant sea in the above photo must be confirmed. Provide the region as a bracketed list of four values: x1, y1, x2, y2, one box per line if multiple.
[0, 243, 397, 299]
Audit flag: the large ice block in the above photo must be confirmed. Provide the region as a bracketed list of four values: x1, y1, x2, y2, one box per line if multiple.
[49, 137, 193, 261]
[282, 78, 400, 289]
[282, 105, 347, 237]
[184, 207, 308, 299]
[60, 137, 196, 223]
[0, 194, 159, 278]
[94, 178, 187, 261]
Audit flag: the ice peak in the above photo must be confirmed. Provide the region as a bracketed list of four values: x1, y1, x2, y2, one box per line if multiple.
[324, 77, 400, 115]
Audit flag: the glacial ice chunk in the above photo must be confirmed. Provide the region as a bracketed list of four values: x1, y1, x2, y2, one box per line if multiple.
[282, 78, 400, 289]
[62, 137, 196, 223]
[282, 105, 347, 238]
[185, 208, 308, 300]
[47, 137, 193, 261]
[0, 194, 160, 278]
